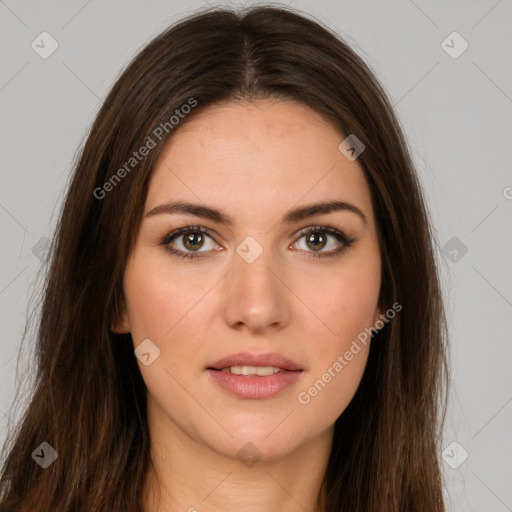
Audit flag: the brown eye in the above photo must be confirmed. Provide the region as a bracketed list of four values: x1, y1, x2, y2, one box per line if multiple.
[182, 230, 205, 251]
[161, 226, 218, 259]
[293, 226, 355, 259]
[305, 231, 328, 252]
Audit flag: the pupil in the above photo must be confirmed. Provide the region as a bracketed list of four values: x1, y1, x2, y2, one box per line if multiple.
[184, 231, 203, 250]
[308, 232, 326, 251]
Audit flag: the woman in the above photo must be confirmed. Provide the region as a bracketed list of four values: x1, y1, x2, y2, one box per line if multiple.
[0, 5, 449, 511]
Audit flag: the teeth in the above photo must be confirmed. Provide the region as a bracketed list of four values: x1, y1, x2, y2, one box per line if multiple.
[221, 365, 282, 376]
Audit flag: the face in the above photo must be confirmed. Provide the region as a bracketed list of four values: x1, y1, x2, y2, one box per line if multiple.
[115, 99, 382, 462]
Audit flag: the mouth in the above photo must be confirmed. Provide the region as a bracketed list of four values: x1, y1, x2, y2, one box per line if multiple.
[209, 365, 291, 376]
[206, 352, 304, 399]
[207, 351, 303, 372]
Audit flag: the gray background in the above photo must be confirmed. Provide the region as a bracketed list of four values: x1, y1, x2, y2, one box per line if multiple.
[1, 0, 511, 510]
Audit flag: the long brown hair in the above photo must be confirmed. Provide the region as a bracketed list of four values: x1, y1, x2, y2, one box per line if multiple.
[0, 5, 449, 511]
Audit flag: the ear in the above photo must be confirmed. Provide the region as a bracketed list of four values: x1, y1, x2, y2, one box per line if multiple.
[110, 294, 131, 334]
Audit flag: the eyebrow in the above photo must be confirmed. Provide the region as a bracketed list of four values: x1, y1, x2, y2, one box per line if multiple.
[144, 199, 368, 226]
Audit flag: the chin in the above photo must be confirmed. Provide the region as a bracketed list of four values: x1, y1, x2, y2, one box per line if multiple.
[210, 435, 298, 465]
[202, 418, 305, 461]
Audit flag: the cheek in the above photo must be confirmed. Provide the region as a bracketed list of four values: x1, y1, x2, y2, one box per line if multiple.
[331, 273, 380, 341]
[296, 345, 370, 430]
[299, 254, 381, 354]
[292, 254, 380, 419]
[122, 253, 209, 420]
[123, 250, 209, 340]
[294, 273, 377, 423]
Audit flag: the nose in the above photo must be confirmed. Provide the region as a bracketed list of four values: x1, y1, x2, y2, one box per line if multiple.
[222, 240, 291, 333]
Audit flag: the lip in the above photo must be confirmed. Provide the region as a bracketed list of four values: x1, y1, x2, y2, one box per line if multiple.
[207, 369, 303, 399]
[206, 351, 304, 400]
[207, 352, 303, 371]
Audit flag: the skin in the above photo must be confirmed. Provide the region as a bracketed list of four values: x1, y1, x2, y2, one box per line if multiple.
[114, 98, 383, 512]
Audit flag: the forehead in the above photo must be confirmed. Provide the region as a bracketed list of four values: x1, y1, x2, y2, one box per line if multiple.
[146, 99, 375, 228]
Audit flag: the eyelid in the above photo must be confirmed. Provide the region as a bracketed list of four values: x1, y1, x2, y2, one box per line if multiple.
[160, 224, 219, 255]
[161, 224, 216, 243]
[294, 224, 352, 243]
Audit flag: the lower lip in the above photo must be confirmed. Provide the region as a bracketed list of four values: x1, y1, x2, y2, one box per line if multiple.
[207, 369, 303, 399]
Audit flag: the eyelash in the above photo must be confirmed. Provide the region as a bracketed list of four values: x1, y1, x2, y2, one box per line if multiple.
[160, 224, 355, 260]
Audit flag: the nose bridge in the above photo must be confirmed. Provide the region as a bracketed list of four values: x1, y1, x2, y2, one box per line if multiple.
[222, 234, 290, 331]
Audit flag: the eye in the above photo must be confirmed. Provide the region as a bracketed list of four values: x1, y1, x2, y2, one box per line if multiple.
[161, 225, 219, 260]
[291, 225, 355, 258]
[160, 224, 355, 260]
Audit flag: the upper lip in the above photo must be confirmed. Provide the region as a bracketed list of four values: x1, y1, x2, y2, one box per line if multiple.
[207, 352, 303, 371]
